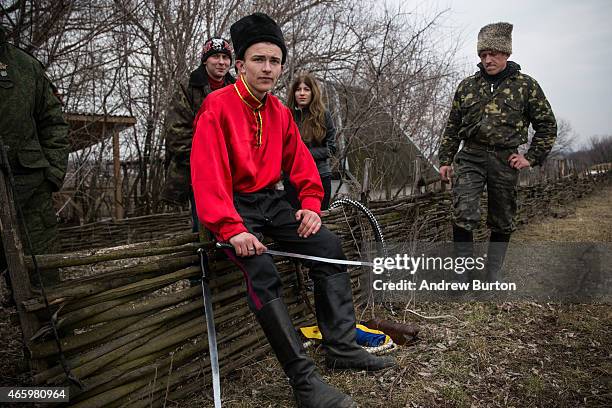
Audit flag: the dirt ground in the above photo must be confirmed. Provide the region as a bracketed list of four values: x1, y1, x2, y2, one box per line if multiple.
[198, 302, 610, 408]
[1, 185, 610, 407]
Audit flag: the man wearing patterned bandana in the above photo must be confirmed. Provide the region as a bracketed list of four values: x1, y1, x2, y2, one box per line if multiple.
[438, 22, 557, 284]
[191, 12, 394, 408]
[161, 37, 234, 230]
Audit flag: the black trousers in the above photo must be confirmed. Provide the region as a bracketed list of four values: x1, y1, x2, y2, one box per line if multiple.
[225, 189, 346, 312]
[283, 175, 332, 210]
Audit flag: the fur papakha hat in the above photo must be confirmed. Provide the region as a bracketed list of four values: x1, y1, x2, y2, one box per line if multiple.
[230, 12, 287, 64]
[477, 22, 513, 55]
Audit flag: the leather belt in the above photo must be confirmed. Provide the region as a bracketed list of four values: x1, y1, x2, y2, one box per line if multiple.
[464, 140, 516, 152]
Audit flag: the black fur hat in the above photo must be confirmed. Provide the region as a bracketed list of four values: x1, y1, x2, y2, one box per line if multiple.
[230, 13, 287, 64]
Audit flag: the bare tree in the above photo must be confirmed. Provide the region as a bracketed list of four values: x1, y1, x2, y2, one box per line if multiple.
[2, 0, 464, 218]
[568, 134, 612, 166]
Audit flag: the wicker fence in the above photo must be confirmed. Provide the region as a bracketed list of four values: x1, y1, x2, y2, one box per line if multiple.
[58, 211, 193, 253]
[12, 210, 378, 407]
[58, 160, 611, 251]
[3, 163, 610, 407]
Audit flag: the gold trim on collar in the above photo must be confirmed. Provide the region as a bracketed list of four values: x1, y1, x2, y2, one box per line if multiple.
[234, 75, 263, 110]
[241, 75, 264, 108]
[233, 76, 265, 147]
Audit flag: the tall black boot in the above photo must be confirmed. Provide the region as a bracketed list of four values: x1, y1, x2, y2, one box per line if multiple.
[314, 273, 396, 371]
[256, 298, 357, 408]
[452, 225, 474, 284]
[486, 232, 511, 282]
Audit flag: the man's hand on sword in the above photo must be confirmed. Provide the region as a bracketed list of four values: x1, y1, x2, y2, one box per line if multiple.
[229, 232, 267, 257]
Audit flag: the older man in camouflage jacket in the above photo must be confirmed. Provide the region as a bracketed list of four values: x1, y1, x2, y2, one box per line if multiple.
[0, 25, 69, 286]
[438, 22, 557, 283]
[161, 37, 235, 231]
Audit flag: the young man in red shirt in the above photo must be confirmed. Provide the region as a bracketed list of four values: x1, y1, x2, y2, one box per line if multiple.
[191, 12, 394, 408]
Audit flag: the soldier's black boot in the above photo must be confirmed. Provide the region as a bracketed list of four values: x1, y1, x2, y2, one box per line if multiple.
[256, 298, 357, 408]
[453, 225, 474, 284]
[486, 232, 511, 282]
[314, 273, 396, 371]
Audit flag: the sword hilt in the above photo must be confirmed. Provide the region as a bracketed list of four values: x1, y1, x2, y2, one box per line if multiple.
[197, 248, 211, 281]
[215, 242, 234, 250]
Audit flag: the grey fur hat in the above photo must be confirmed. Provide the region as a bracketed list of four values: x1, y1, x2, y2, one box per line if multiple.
[477, 22, 513, 55]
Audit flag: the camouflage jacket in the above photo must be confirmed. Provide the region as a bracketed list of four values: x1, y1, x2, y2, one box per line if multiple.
[0, 27, 69, 204]
[438, 61, 557, 167]
[161, 65, 235, 206]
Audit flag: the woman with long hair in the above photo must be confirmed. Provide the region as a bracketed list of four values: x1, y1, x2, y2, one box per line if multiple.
[284, 73, 337, 210]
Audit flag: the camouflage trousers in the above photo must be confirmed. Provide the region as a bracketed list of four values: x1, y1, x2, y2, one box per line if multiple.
[451, 144, 519, 234]
[1, 181, 60, 286]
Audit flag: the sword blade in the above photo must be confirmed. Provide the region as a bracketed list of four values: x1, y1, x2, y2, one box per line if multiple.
[199, 250, 222, 408]
[265, 249, 374, 267]
[201, 280, 221, 408]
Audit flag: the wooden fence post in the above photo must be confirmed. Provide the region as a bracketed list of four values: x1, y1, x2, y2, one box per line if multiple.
[412, 158, 422, 196]
[0, 159, 44, 371]
[112, 126, 124, 220]
[361, 158, 372, 204]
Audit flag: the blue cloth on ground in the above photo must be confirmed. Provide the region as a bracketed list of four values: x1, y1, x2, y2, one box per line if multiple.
[355, 325, 387, 347]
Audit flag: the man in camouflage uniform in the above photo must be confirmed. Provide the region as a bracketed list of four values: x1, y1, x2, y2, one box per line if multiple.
[438, 22, 557, 283]
[161, 37, 235, 231]
[0, 25, 70, 286]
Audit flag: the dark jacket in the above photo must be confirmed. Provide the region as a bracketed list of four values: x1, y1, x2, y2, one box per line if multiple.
[292, 108, 337, 177]
[438, 61, 557, 167]
[0, 26, 69, 204]
[161, 65, 235, 206]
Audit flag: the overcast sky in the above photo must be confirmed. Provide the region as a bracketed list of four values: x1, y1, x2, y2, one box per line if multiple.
[400, 0, 612, 147]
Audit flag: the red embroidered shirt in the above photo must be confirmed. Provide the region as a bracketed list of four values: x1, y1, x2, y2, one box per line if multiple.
[190, 76, 324, 241]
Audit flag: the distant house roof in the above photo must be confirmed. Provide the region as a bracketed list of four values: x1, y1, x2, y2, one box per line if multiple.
[322, 82, 439, 188]
[66, 113, 137, 152]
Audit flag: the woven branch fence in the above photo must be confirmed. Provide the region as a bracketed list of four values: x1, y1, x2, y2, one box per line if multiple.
[58, 211, 193, 253]
[58, 160, 611, 252]
[5, 162, 611, 407]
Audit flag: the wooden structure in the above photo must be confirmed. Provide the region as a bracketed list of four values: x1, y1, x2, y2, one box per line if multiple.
[324, 82, 440, 198]
[66, 113, 137, 220]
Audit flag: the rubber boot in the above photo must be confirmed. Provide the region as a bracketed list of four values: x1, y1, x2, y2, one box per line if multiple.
[452, 225, 474, 284]
[256, 298, 357, 408]
[314, 273, 396, 371]
[486, 232, 511, 283]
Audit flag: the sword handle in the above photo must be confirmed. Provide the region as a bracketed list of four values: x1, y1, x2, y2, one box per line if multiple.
[215, 242, 234, 251]
[197, 248, 210, 280]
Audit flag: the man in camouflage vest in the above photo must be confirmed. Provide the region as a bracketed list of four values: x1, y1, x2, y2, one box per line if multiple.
[0, 25, 70, 286]
[161, 37, 235, 231]
[438, 22, 557, 283]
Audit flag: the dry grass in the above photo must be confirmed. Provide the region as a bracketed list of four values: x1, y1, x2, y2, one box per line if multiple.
[178, 302, 611, 408]
[512, 184, 612, 242]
